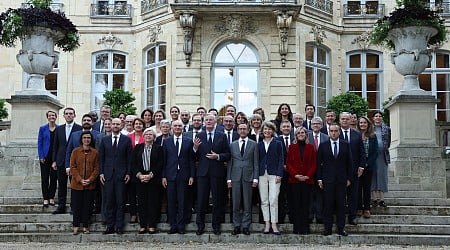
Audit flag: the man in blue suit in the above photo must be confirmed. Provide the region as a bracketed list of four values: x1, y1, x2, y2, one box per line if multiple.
[317, 124, 352, 236]
[277, 120, 294, 223]
[193, 114, 231, 235]
[52, 107, 82, 214]
[339, 112, 366, 226]
[92, 105, 111, 132]
[99, 118, 132, 235]
[162, 120, 195, 234]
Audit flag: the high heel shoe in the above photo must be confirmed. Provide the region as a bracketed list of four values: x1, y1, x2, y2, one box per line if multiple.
[43, 200, 49, 208]
[83, 227, 90, 234]
[49, 199, 55, 206]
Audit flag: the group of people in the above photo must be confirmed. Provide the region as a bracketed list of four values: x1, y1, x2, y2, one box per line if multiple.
[37, 103, 391, 236]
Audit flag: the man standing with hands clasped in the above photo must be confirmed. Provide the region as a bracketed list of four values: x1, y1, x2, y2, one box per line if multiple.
[316, 123, 352, 236]
[227, 123, 259, 236]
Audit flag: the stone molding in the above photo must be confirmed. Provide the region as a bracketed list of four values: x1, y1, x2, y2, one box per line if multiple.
[177, 10, 197, 66]
[97, 32, 123, 50]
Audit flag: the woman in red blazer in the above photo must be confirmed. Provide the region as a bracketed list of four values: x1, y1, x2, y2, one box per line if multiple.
[286, 126, 317, 235]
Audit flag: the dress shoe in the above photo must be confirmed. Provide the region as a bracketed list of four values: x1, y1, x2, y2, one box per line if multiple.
[272, 230, 281, 236]
[242, 228, 250, 235]
[148, 228, 156, 234]
[130, 215, 138, 224]
[348, 219, 357, 226]
[378, 200, 388, 208]
[83, 227, 90, 234]
[52, 209, 65, 214]
[322, 230, 332, 236]
[196, 228, 204, 235]
[138, 228, 147, 234]
[168, 228, 178, 234]
[338, 230, 348, 236]
[213, 229, 221, 235]
[49, 200, 55, 206]
[116, 229, 124, 235]
[103, 227, 115, 235]
[231, 227, 241, 235]
[363, 210, 371, 218]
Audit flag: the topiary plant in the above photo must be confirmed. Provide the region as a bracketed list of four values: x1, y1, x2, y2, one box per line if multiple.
[102, 89, 137, 118]
[326, 92, 369, 119]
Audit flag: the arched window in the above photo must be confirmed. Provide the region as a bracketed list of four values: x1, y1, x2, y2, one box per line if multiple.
[420, 50, 450, 121]
[144, 43, 166, 111]
[211, 42, 259, 115]
[305, 43, 330, 117]
[91, 51, 128, 111]
[346, 50, 383, 115]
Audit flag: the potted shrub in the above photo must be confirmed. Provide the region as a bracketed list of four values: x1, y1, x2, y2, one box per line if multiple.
[0, 0, 79, 94]
[369, 0, 447, 95]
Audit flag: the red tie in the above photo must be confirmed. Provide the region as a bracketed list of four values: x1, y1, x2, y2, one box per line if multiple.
[314, 135, 319, 151]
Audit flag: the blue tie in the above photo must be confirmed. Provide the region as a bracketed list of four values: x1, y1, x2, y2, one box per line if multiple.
[241, 140, 245, 157]
[333, 141, 338, 159]
[344, 130, 349, 142]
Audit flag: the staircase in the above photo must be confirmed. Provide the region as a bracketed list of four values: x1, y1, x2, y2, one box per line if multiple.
[0, 176, 448, 245]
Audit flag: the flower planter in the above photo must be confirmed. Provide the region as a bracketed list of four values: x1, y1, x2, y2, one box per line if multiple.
[388, 26, 438, 95]
[16, 26, 63, 94]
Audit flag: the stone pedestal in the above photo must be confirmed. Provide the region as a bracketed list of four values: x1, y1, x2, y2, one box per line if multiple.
[385, 95, 446, 197]
[0, 95, 63, 176]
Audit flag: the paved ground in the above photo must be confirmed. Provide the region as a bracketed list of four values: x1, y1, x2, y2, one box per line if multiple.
[0, 243, 447, 250]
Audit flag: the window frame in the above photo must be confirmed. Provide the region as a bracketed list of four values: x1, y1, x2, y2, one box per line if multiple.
[143, 43, 167, 111]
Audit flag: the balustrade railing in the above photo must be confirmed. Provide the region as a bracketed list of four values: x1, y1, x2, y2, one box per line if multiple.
[304, 0, 333, 14]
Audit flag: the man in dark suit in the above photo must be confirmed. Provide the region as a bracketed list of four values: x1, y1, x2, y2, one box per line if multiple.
[99, 118, 132, 235]
[339, 112, 366, 226]
[277, 120, 294, 223]
[317, 123, 352, 236]
[51, 107, 82, 214]
[227, 123, 259, 235]
[307, 117, 329, 224]
[162, 120, 195, 234]
[302, 104, 315, 130]
[193, 114, 231, 235]
[180, 110, 192, 133]
[320, 109, 336, 135]
[92, 105, 111, 133]
[223, 115, 239, 145]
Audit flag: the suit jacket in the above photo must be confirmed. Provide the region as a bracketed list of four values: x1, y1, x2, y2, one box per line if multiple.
[258, 139, 284, 177]
[286, 143, 317, 184]
[320, 123, 331, 135]
[303, 119, 313, 130]
[99, 133, 132, 181]
[52, 123, 82, 167]
[195, 130, 231, 177]
[155, 135, 170, 146]
[92, 120, 102, 132]
[162, 135, 195, 181]
[227, 138, 259, 182]
[316, 140, 353, 184]
[307, 131, 329, 151]
[223, 129, 239, 145]
[340, 128, 366, 180]
[183, 129, 202, 140]
[70, 146, 99, 190]
[277, 134, 295, 165]
[65, 129, 101, 168]
[130, 143, 163, 185]
[38, 123, 58, 159]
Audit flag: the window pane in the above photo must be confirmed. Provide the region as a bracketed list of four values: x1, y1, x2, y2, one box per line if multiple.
[366, 74, 379, 91]
[93, 73, 108, 110]
[238, 92, 258, 116]
[215, 48, 234, 63]
[159, 66, 166, 86]
[238, 68, 258, 92]
[45, 73, 58, 96]
[146, 86, 154, 107]
[419, 73, 432, 91]
[347, 1, 361, 14]
[238, 47, 257, 63]
[318, 69, 326, 88]
[95, 53, 108, 69]
[366, 53, 380, 68]
[317, 47, 327, 65]
[366, 1, 379, 15]
[436, 53, 450, 68]
[305, 66, 313, 86]
[159, 45, 166, 61]
[146, 69, 155, 106]
[147, 47, 156, 64]
[113, 53, 126, 69]
[214, 68, 234, 92]
[227, 44, 245, 61]
[159, 83, 166, 111]
[318, 88, 326, 108]
[349, 54, 361, 68]
[305, 44, 314, 62]
[306, 85, 313, 105]
[214, 93, 233, 110]
[367, 92, 379, 110]
[113, 74, 125, 89]
[349, 74, 362, 91]
[437, 111, 449, 122]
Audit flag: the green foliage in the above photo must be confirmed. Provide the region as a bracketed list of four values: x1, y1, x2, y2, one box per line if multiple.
[103, 89, 137, 118]
[326, 92, 369, 119]
[0, 99, 9, 120]
[28, 0, 52, 8]
[369, 0, 447, 50]
[381, 97, 392, 126]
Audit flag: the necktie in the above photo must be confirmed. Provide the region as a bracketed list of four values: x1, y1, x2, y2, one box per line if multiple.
[208, 132, 213, 145]
[227, 131, 231, 144]
[285, 136, 289, 149]
[308, 120, 311, 130]
[176, 137, 180, 156]
[333, 141, 338, 158]
[240, 140, 245, 156]
[101, 120, 104, 133]
[344, 130, 349, 142]
[314, 135, 319, 151]
[66, 124, 71, 141]
[113, 136, 118, 151]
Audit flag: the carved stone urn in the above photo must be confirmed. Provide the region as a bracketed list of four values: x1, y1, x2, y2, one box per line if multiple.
[16, 26, 63, 96]
[388, 26, 438, 95]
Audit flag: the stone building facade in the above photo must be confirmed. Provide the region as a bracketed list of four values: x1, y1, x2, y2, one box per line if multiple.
[1, 0, 450, 120]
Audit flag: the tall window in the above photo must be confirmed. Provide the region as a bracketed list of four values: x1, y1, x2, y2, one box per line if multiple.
[144, 44, 166, 111]
[346, 0, 379, 15]
[347, 51, 383, 115]
[305, 43, 330, 118]
[212, 42, 259, 115]
[91, 51, 128, 111]
[420, 51, 450, 122]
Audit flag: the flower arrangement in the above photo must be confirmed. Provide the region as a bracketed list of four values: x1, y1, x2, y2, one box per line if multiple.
[369, 0, 447, 50]
[0, 0, 79, 52]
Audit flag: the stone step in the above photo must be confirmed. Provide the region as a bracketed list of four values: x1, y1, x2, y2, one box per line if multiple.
[0, 232, 448, 246]
[384, 191, 444, 198]
[0, 222, 449, 235]
[388, 184, 422, 191]
[1, 213, 448, 226]
[384, 198, 450, 206]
